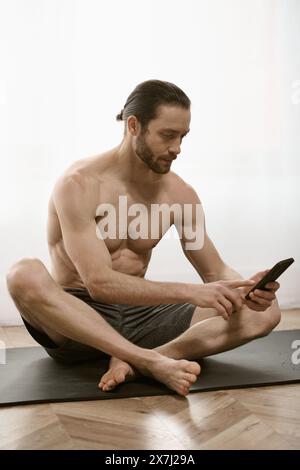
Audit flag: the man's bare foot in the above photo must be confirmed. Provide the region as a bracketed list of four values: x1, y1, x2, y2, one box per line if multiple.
[98, 356, 137, 392]
[99, 354, 201, 397]
[146, 355, 201, 396]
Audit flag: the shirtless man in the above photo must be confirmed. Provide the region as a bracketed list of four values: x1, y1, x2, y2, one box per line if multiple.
[6, 80, 281, 396]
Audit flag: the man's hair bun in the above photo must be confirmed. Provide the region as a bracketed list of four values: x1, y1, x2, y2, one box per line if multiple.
[116, 109, 124, 121]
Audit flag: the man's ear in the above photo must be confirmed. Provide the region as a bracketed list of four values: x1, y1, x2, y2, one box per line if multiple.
[127, 115, 140, 136]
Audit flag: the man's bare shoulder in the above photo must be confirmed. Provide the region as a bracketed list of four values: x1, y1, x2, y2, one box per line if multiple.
[167, 171, 201, 204]
[50, 150, 115, 217]
[58, 151, 113, 185]
[54, 150, 115, 195]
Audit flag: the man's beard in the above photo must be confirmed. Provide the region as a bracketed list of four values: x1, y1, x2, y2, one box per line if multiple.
[135, 134, 170, 174]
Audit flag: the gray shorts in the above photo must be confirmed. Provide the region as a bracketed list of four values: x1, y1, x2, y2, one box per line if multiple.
[22, 287, 197, 364]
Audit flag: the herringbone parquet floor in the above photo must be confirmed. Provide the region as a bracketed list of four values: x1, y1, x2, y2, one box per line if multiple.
[0, 310, 299, 450]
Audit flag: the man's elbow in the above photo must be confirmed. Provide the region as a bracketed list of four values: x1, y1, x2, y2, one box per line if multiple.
[87, 271, 114, 303]
[202, 271, 220, 283]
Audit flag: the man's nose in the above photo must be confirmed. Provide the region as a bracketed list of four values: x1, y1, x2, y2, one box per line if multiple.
[168, 142, 181, 156]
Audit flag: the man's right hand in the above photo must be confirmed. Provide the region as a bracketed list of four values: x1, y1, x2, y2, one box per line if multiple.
[190, 280, 255, 321]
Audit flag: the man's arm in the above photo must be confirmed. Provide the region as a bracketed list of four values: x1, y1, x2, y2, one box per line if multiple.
[176, 183, 239, 282]
[184, 232, 243, 283]
[177, 183, 279, 310]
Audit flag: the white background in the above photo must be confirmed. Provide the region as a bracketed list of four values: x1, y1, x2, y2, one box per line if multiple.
[1, 0, 299, 324]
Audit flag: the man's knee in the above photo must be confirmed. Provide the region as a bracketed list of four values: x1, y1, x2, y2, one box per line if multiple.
[6, 258, 52, 303]
[242, 304, 281, 341]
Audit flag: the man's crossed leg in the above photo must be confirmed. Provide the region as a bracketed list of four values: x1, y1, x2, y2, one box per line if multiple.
[6, 258, 281, 396]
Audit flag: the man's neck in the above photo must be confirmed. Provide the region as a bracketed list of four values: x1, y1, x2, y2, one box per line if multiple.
[114, 139, 164, 187]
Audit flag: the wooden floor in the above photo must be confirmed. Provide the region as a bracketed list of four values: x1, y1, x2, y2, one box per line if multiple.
[0, 310, 300, 450]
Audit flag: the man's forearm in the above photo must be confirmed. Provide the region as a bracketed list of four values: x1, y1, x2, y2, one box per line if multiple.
[203, 264, 243, 283]
[89, 270, 194, 306]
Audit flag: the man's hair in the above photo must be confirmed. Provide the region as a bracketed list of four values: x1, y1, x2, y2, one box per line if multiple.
[116, 79, 191, 131]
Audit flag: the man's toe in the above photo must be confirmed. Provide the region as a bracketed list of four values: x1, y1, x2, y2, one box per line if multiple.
[104, 379, 117, 391]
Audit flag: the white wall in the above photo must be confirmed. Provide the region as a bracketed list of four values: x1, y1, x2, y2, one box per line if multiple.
[1, 0, 299, 325]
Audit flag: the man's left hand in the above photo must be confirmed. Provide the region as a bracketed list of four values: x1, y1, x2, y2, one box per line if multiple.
[241, 270, 280, 312]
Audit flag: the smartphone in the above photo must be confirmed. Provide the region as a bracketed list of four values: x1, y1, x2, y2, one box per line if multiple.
[245, 257, 295, 300]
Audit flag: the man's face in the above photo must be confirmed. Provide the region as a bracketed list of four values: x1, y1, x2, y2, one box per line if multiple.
[134, 104, 191, 174]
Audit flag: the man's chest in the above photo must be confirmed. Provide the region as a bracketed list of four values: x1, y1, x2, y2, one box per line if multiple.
[94, 187, 177, 253]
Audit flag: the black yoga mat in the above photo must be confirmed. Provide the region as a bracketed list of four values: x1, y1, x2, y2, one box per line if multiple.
[1, 330, 300, 406]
